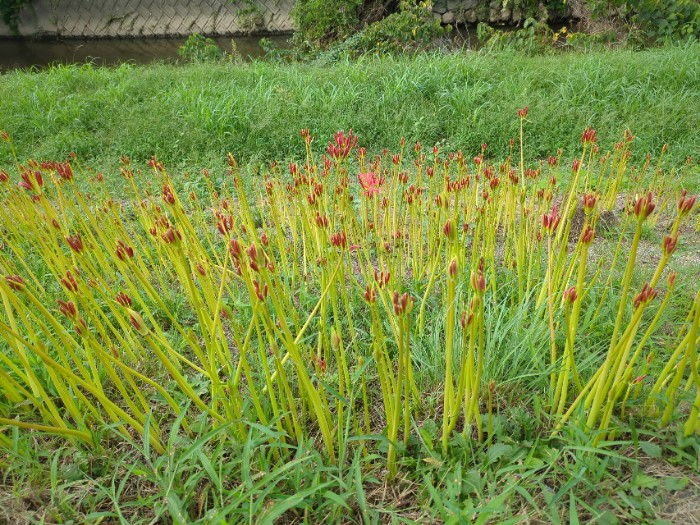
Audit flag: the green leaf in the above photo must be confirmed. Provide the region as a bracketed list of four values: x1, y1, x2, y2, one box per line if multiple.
[663, 476, 689, 491]
[639, 441, 662, 458]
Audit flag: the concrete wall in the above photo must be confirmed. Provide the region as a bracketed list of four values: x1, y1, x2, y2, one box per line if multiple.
[0, 0, 565, 38]
[0, 0, 295, 37]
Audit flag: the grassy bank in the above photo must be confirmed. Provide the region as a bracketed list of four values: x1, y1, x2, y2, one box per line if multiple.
[1, 43, 699, 182]
[1, 45, 699, 524]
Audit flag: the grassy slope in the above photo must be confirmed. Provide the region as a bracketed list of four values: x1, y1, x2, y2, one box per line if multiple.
[0, 43, 699, 183]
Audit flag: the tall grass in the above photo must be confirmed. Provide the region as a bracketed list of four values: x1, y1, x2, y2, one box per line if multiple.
[0, 43, 698, 187]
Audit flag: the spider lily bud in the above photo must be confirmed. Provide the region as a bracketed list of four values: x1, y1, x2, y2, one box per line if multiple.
[563, 286, 577, 304]
[678, 190, 696, 217]
[66, 234, 84, 253]
[5, 275, 25, 292]
[127, 309, 150, 336]
[443, 219, 456, 242]
[633, 283, 657, 309]
[662, 233, 679, 256]
[60, 271, 79, 293]
[470, 270, 486, 294]
[634, 192, 655, 220]
[115, 291, 132, 308]
[57, 299, 77, 319]
[580, 225, 595, 245]
[448, 258, 458, 279]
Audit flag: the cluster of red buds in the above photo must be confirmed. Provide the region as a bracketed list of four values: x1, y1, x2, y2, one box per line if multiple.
[460, 309, 473, 329]
[65, 233, 84, 253]
[57, 299, 77, 319]
[582, 193, 598, 212]
[517, 106, 529, 119]
[161, 227, 182, 245]
[0, 170, 8, 183]
[162, 184, 176, 205]
[60, 270, 79, 293]
[633, 283, 657, 310]
[5, 275, 25, 292]
[148, 157, 165, 173]
[363, 284, 376, 303]
[662, 233, 679, 256]
[115, 240, 134, 261]
[470, 270, 486, 294]
[315, 212, 329, 229]
[374, 268, 390, 288]
[678, 189, 696, 217]
[216, 213, 234, 236]
[392, 290, 413, 316]
[314, 355, 327, 375]
[633, 192, 655, 220]
[116, 291, 132, 308]
[581, 126, 598, 145]
[327, 129, 357, 160]
[18, 169, 43, 193]
[572, 159, 581, 173]
[300, 128, 313, 145]
[247, 243, 270, 273]
[548, 156, 558, 168]
[580, 225, 595, 245]
[253, 279, 268, 301]
[330, 230, 347, 249]
[563, 286, 578, 304]
[542, 205, 561, 234]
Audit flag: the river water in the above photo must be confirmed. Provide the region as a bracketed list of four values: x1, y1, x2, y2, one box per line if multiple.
[0, 34, 292, 71]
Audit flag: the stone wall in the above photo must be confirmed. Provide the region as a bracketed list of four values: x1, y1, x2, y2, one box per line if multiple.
[432, 0, 562, 26]
[0, 0, 295, 37]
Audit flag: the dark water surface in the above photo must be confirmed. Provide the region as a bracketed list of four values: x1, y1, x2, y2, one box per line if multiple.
[0, 35, 291, 71]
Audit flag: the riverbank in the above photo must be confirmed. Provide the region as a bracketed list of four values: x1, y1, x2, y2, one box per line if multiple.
[1, 43, 698, 187]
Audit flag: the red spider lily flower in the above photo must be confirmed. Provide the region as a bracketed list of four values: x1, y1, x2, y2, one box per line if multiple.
[634, 192, 655, 220]
[327, 129, 357, 160]
[517, 106, 529, 119]
[563, 286, 578, 304]
[581, 127, 598, 145]
[542, 205, 561, 234]
[358, 171, 383, 197]
[66, 234, 84, 253]
[5, 275, 25, 292]
[116, 292, 132, 308]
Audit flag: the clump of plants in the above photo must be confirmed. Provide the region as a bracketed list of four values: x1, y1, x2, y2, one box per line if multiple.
[0, 115, 698, 485]
[177, 33, 225, 63]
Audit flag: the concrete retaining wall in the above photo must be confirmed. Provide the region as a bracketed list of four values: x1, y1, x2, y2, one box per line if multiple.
[0, 0, 295, 37]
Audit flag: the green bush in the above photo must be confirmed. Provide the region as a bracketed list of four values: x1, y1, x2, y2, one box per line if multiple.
[292, 0, 364, 46]
[0, 0, 34, 35]
[322, 0, 448, 57]
[177, 33, 224, 63]
[589, 0, 700, 40]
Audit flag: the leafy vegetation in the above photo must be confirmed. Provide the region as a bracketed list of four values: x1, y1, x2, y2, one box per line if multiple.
[0, 109, 699, 520]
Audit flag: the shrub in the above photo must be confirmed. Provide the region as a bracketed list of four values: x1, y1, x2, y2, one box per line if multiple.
[177, 33, 224, 63]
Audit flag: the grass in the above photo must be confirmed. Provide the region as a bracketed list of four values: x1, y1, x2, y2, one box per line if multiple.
[0, 42, 699, 190]
[1, 44, 700, 523]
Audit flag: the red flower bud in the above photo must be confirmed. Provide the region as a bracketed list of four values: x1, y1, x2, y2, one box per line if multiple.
[563, 286, 577, 304]
[5, 275, 25, 292]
